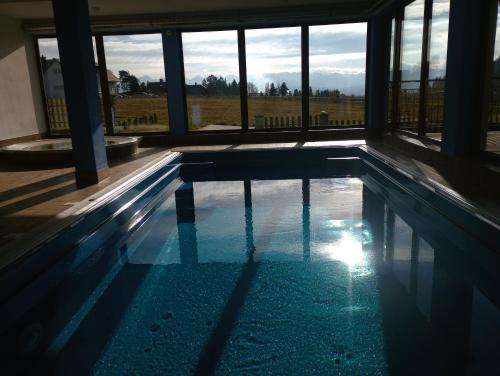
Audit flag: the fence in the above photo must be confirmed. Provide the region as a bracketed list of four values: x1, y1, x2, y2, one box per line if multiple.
[46, 97, 162, 132]
[46, 98, 69, 131]
[391, 82, 445, 133]
[253, 113, 364, 129]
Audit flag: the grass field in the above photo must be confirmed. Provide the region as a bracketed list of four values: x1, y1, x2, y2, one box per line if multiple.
[112, 95, 366, 132]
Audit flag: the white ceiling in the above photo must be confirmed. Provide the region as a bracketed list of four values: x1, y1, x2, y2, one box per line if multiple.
[0, 0, 388, 20]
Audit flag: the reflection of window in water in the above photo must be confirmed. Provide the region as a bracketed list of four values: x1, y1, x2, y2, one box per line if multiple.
[469, 288, 500, 374]
[191, 106, 201, 127]
[416, 238, 434, 320]
[393, 214, 412, 292]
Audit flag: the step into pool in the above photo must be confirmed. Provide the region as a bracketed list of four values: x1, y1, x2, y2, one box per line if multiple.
[1, 147, 499, 375]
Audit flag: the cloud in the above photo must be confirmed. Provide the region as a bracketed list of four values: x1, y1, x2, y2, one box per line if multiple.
[182, 30, 240, 78]
[37, 23, 370, 93]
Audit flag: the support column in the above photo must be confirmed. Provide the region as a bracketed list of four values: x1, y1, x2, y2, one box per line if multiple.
[175, 183, 198, 265]
[163, 30, 188, 135]
[362, 186, 385, 259]
[441, 0, 497, 156]
[302, 179, 311, 260]
[366, 14, 392, 136]
[244, 180, 255, 258]
[52, 0, 109, 187]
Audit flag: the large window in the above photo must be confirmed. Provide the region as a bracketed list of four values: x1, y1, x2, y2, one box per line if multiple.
[309, 23, 367, 127]
[38, 37, 98, 135]
[399, 0, 425, 134]
[426, 0, 450, 140]
[246, 27, 302, 129]
[388, 18, 396, 129]
[389, 0, 450, 141]
[487, 1, 500, 155]
[182, 30, 241, 132]
[37, 22, 371, 137]
[103, 33, 168, 133]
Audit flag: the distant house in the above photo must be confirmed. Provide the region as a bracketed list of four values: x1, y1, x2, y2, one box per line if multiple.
[41, 58, 65, 98]
[41, 57, 120, 98]
[98, 68, 120, 96]
[146, 79, 167, 95]
[185, 83, 206, 96]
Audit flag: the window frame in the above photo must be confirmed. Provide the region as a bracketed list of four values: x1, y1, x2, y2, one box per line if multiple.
[388, 0, 448, 146]
[34, 17, 370, 138]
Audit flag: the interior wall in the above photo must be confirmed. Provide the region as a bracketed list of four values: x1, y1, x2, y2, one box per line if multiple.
[0, 15, 46, 142]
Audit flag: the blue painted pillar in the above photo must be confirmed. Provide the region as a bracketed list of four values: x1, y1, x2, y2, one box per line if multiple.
[243, 180, 255, 258]
[441, 0, 497, 157]
[163, 30, 188, 135]
[302, 179, 310, 260]
[52, 0, 108, 187]
[366, 15, 392, 136]
[175, 183, 198, 265]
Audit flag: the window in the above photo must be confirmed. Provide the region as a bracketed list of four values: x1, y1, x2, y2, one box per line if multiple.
[388, 18, 396, 129]
[487, 1, 500, 155]
[399, 0, 425, 134]
[426, 0, 450, 140]
[389, 0, 450, 140]
[246, 27, 302, 129]
[38, 37, 98, 135]
[182, 30, 241, 132]
[309, 23, 367, 127]
[103, 33, 168, 133]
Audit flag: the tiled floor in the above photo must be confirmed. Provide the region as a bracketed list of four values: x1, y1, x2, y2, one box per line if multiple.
[0, 147, 171, 246]
[0, 141, 498, 255]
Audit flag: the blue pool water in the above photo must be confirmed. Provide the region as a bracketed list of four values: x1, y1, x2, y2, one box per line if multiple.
[2, 150, 500, 375]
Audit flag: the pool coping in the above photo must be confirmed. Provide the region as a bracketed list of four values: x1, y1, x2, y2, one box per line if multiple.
[0, 150, 179, 272]
[1, 141, 498, 275]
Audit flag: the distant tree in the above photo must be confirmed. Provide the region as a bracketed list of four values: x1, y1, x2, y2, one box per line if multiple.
[264, 82, 270, 96]
[230, 79, 239, 95]
[119, 70, 140, 93]
[247, 82, 259, 95]
[40, 55, 47, 69]
[293, 89, 300, 96]
[309, 86, 313, 97]
[269, 83, 278, 96]
[279, 82, 289, 96]
[140, 82, 147, 91]
[494, 56, 500, 77]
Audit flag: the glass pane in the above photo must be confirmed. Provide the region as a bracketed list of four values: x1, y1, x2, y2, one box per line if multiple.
[399, 0, 425, 133]
[103, 34, 168, 133]
[388, 18, 396, 128]
[426, 0, 450, 140]
[38, 37, 98, 135]
[182, 30, 241, 132]
[486, 2, 500, 155]
[309, 23, 367, 128]
[246, 27, 301, 129]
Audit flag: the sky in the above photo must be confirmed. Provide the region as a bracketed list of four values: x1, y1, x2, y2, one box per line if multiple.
[37, 0, 453, 95]
[38, 24, 368, 94]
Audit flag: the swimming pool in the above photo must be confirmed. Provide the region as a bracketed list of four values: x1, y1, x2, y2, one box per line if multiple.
[1, 146, 499, 375]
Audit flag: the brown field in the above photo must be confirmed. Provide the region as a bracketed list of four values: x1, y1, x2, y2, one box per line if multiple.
[112, 95, 366, 132]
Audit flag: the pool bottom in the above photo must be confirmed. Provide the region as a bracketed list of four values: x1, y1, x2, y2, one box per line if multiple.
[53, 261, 386, 375]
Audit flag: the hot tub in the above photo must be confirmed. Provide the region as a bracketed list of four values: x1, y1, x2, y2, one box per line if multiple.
[0, 136, 139, 165]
